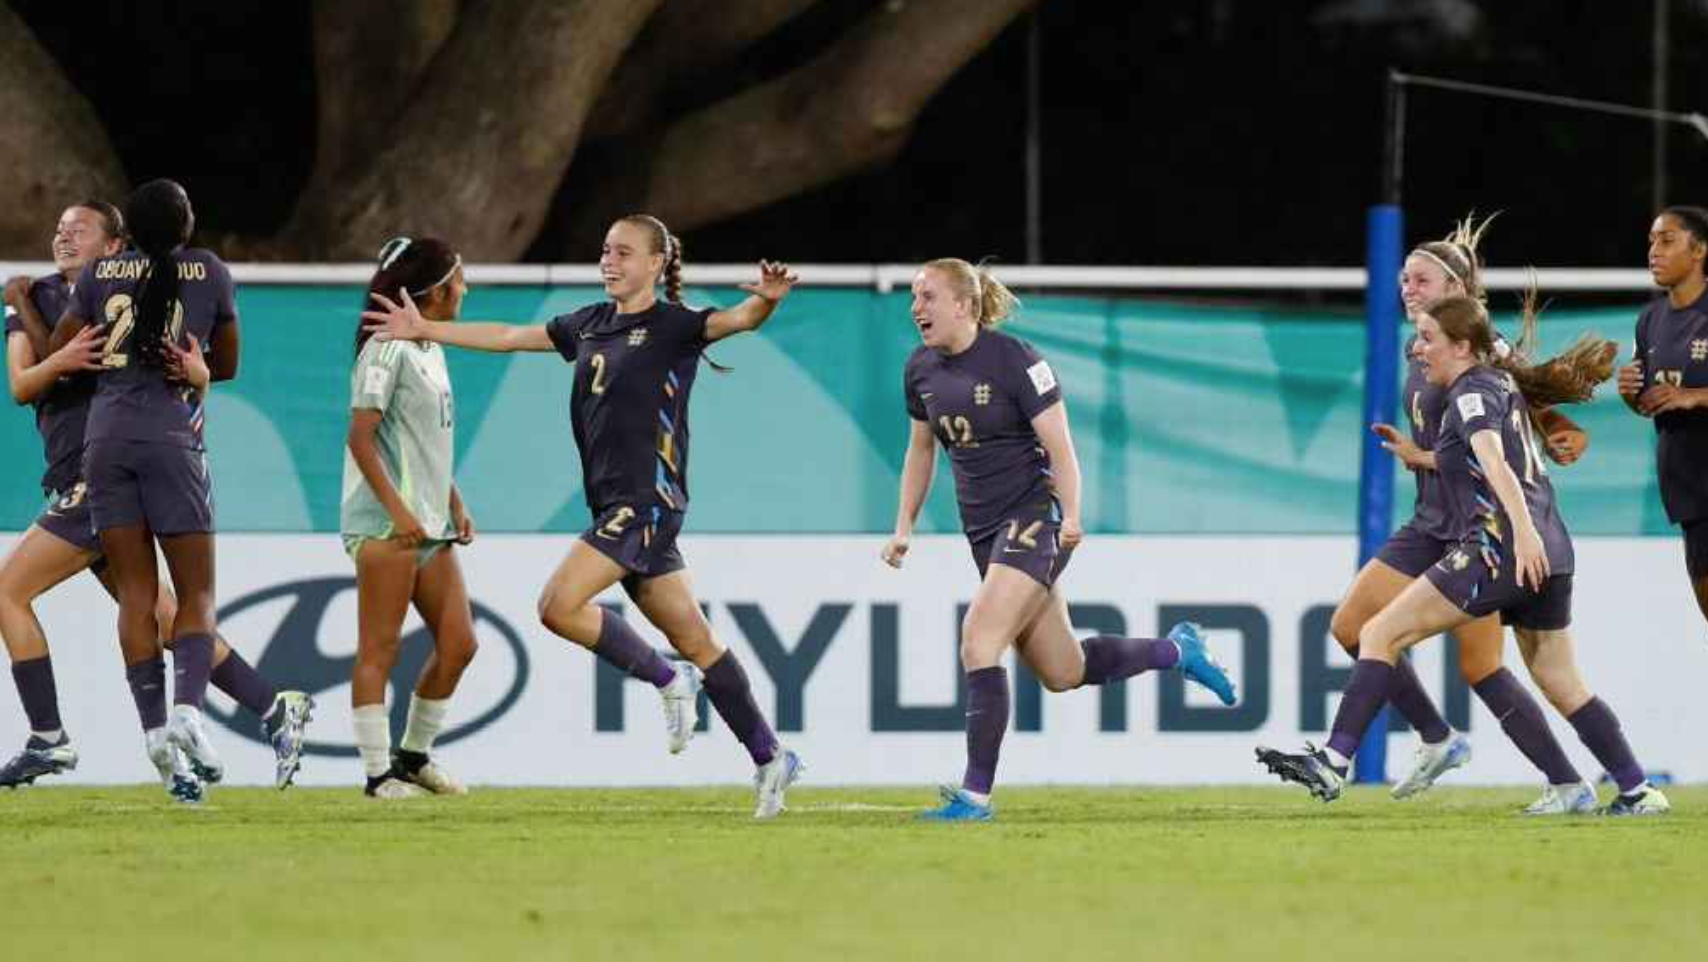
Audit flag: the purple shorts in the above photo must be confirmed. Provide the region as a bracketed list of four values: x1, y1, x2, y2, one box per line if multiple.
[1375, 522, 1453, 579]
[971, 517, 1073, 589]
[1685, 520, 1708, 581]
[35, 483, 101, 554]
[1424, 542, 1573, 630]
[83, 440, 214, 536]
[581, 503, 686, 592]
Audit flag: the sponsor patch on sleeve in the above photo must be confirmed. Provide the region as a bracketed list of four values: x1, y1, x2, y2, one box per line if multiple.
[363, 365, 392, 397]
[1455, 392, 1485, 421]
[1026, 360, 1057, 396]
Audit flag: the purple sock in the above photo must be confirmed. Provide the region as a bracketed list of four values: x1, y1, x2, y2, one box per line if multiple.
[125, 656, 168, 731]
[703, 651, 778, 766]
[1567, 697, 1645, 793]
[11, 655, 63, 733]
[171, 633, 216, 708]
[961, 666, 1010, 795]
[1473, 668, 1581, 785]
[1387, 656, 1451, 744]
[1326, 659, 1395, 760]
[1080, 636, 1177, 686]
[590, 608, 677, 688]
[210, 644, 278, 718]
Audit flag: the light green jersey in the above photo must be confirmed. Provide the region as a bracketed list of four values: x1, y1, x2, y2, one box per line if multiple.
[340, 338, 457, 541]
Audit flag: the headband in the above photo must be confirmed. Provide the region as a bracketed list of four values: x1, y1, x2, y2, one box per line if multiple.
[1410, 246, 1464, 288]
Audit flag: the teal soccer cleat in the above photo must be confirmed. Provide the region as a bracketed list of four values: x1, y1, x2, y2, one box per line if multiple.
[1169, 622, 1237, 706]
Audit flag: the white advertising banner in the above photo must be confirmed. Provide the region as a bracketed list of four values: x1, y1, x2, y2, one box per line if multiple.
[0, 533, 1702, 788]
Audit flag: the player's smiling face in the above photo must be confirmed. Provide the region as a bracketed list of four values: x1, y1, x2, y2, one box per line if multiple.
[600, 220, 664, 302]
[1399, 253, 1460, 319]
[1414, 312, 1471, 387]
[910, 268, 973, 350]
[52, 206, 120, 275]
[1648, 214, 1705, 289]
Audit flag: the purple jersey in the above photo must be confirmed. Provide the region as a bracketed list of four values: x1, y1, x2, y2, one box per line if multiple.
[1634, 290, 1708, 524]
[904, 329, 1062, 540]
[5, 273, 94, 493]
[1436, 366, 1574, 575]
[1400, 339, 1452, 539]
[545, 300, 713, 512]
[69, 249, 236, 450]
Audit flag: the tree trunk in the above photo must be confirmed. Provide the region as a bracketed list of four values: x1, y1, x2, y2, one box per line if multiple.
[557, 0, 1040, 255]
[0, 5, 128, 258]
[280, 0, 663, 261]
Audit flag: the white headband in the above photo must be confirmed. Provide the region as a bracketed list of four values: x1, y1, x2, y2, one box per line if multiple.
[1411, 247, 1464, 288]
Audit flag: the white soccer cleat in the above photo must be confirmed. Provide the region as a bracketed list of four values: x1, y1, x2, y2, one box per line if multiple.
[753, 747, 803, 819]
[1599, 783, 1670, 817]
[400, 758, 468, 796]
[365, 775, 426, 800]
[145, 726, 203, 804]
[660, 665, 703, 755]
[1390, 733, 1472, 800]
[166, 704, 224, 785]
[1521, 781, 1597, 816]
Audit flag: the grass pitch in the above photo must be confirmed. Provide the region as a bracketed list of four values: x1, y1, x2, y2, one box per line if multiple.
[1, 785, 1702, 961]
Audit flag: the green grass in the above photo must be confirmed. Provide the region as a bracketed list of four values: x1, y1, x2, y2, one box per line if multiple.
[1, 785, 1703, 961]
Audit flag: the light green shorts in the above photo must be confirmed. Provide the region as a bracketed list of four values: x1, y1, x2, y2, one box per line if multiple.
[342, 534, 451, 569]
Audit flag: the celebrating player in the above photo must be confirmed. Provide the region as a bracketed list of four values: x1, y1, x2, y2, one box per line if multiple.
[883, 258, 1237, 823]
[1333, 217, 1595, 813]
[362, 214, 803, 817]
[1619, 205, 1708, 629]
[4, 198, 309, 798]
[1261, 296, 1669, 816]
[344, 238, 480, 799]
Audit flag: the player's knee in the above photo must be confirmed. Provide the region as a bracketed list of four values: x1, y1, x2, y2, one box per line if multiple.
[152, 594, 179, 639]
[1327, 605, 1362, 655]
[1458, 651, 1501, 686]
[1039, 671, 1078, 693]
[1355, 620, 1395, 661]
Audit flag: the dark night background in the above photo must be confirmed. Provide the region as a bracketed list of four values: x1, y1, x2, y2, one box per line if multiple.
[14, 0, 1708, 267]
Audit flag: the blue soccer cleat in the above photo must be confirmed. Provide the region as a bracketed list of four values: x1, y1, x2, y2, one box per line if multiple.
[0, 734, 78, 788]
[918, 784, 994, 822]
[1168, 622, 1237, 706]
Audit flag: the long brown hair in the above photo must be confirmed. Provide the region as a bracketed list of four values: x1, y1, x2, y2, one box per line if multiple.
[357, 236, 460, 356]
[1429, 293, 1616, 408]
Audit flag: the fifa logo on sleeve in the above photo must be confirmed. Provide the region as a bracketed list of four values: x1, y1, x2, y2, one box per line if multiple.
[1691, 339, 1706, 362]
[973, 383, 992, 405]
[628, 327, 650, 347]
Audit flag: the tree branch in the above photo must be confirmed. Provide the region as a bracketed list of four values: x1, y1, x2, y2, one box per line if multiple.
[0, 5, 127, 258]
[559, 0, 1040, 252]
[583, 0, 822, 140]
[280, 0, 663, 261]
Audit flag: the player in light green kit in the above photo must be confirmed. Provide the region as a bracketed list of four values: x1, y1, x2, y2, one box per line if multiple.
[342, 238, 479, 798]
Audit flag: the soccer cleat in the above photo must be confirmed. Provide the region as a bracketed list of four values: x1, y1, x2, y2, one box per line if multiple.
[1168, 622, 1237, 706]
[365, 774, 425, 799]
[0, 734, 78, 788]
[1522, 781, 1597, 816]
[660, 664, 703, 755]
[166, 704, 224, 785]
[262, 691, 314, 790]
[753, 747, 803, 819]
[145, 727, 203, 804]
[1390, 733, 1472, 800]
[918, 784, 994, 822]
[393, 750, 468, 796]
[1256, 743, 1346, 802]
[1598, 783, 1671, 817]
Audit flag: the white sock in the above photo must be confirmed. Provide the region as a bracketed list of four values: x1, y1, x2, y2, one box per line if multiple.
[31, 729, 64, 744]
[963, 789, 991, 807]
[352, 704, 392, 778]
[1323, 745, 1352, 771]
[400, 694, 451, 754]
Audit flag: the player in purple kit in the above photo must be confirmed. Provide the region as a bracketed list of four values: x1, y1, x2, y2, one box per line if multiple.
[48, 180, 261, 798]
[362, 214, 804, 817]
[1618, 205, 1708, 628]
[881, 258, 1237, 822]
[1260, 296, 1670, 816]
[3, 198, 310, 797]
[1332, 218, 1597, 813]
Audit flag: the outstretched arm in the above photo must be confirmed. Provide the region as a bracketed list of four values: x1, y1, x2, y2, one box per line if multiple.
[363, 289, 553, 353]
[705, 261, 798, 342]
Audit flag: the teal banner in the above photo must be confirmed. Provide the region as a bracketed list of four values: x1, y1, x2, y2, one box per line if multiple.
[0, 285, 1668, 535]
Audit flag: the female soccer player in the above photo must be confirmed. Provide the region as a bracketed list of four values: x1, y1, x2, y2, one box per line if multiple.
[4, 200, 309, 798]
[344, 238, 479, 799]
[1260, 296, 1669, 816]
[1618, 205, 1708, 627]
[49, 180, 244, 795]
[882, 258, 1237, 822]
[362, 214, 803, 817]
[1334, 218, 1596, 813]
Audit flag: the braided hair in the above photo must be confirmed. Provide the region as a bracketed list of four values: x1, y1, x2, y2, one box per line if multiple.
[124, 179, 194, 370]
